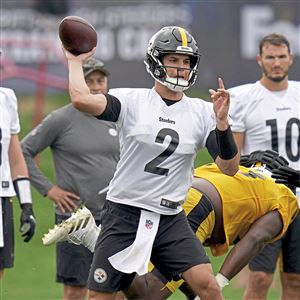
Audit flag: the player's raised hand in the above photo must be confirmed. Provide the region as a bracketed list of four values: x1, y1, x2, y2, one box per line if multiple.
[59, 16, 97, 63]
[62, 46, 96, 63]
[209, 78, 230, 129]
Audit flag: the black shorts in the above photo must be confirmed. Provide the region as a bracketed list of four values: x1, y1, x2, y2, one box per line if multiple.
[56, 214, 96, 286]
[0, 198, 14, 269]
[87, 201, 209, 292]
[249, 211, 300, 274]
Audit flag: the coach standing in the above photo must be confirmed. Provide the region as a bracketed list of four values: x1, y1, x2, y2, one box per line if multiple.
[21, 58, 121, 300]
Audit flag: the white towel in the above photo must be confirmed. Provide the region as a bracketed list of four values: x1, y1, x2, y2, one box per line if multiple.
[108, 210, 160, 275]
[0, 199, 4, 247]
[98, 186, 109, 195]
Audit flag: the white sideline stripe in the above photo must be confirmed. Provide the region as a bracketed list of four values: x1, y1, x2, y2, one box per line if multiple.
[98, 186, 109, 195]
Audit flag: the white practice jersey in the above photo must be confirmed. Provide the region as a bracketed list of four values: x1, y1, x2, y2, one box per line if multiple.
[107, 88, 216, 215]
[229, 81, 300, 170]
[0, 88, 20, 197]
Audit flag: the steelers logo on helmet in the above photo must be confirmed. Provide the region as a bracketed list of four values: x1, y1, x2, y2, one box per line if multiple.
[144, 26, 201, 92]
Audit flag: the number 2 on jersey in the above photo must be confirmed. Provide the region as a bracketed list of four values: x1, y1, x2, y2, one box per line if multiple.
[144, 128, 179, 176]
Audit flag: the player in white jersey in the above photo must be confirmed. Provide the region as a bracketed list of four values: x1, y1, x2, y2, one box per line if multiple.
[63, 26, 240, 300]
[229, 81, 299, 170]
[0, 87, 35, 279]
[229, 33, 300, 300]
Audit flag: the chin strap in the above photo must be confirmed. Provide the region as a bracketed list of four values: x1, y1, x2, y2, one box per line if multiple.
[165, 76, 189, 92]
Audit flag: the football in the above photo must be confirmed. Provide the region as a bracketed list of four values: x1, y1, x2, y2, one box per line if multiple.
[59, 16, 97, 55]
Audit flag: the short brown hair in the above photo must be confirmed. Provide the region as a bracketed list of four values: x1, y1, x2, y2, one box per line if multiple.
[259, 33, 291, 54]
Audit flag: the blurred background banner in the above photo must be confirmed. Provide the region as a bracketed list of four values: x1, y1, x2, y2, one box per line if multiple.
[1, 0, 299, 93]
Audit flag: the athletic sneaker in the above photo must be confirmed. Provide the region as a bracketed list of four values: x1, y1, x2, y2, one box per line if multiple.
[42, 205, 99, 252]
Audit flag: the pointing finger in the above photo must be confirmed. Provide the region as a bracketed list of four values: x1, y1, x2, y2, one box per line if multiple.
[218, 77, 225, 89]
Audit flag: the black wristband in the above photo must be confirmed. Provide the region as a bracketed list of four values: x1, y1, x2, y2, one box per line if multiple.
[216, 126, 238, 160]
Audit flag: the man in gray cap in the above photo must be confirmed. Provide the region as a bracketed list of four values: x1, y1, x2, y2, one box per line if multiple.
[82, 58, 110, 94]
[21, 58, 121, 300]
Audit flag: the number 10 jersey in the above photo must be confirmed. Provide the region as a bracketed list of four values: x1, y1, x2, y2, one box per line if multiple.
[229, 81, 300, 170]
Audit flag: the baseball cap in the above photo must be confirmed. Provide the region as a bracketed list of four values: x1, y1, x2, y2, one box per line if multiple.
[83, 57, 110, 77]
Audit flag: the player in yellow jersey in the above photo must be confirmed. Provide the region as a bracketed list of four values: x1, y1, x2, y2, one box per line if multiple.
[43, 150, 299, 299]
[126, 151, 299, 299]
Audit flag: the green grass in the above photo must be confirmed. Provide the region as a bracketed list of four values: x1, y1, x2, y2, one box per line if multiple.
[0, 94, 280, 299]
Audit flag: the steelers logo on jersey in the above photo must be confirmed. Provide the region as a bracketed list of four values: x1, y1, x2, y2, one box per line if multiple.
[94, 268, 108, 283]
[108, 128, 117, 137]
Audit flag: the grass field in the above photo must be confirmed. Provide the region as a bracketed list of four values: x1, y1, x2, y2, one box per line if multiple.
[0, 94, 281, 299]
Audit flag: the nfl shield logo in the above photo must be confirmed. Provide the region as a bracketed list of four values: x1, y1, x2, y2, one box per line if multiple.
[145, 219, 153, 230]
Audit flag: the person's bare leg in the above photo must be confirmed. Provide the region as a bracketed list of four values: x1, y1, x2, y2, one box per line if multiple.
[88, 290, 116, 300]
[115, 292, 126, 300]
[280, 272, 300, 300]
[243, 271, 273, 300]
[63, 285, 87, 300]
[183, 264, 223, 300]
[234, 266, 250, 288]
[125, 273, 171, 300]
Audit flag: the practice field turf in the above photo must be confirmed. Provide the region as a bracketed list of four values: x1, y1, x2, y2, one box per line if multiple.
[0, 94, 280, 299]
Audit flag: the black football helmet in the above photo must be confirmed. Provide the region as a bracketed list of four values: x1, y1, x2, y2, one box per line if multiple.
[144, 26, 201, 92]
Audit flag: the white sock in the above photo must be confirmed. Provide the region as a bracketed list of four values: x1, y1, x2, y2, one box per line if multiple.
[68, 224, 101, 252]
[82, 224, 101, 252]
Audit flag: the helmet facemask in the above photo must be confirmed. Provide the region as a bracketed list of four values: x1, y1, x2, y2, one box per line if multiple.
[145, 26, 201, 92]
